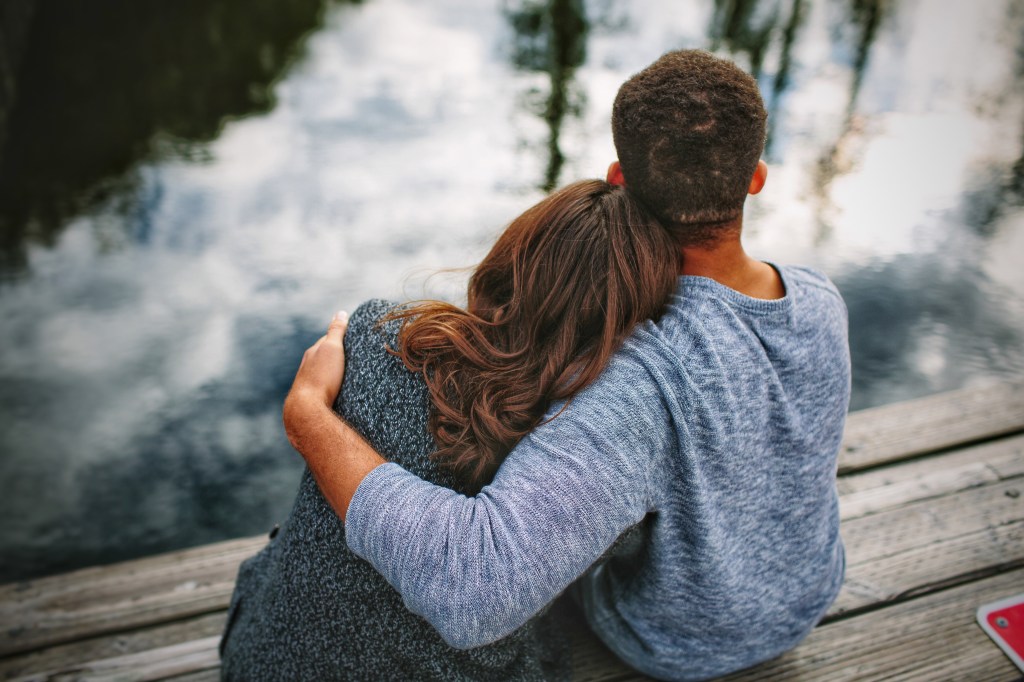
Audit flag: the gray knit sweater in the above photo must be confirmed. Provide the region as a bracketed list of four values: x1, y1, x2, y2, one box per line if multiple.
[219, 299, 570, 681]
[346, 266, 851, 681]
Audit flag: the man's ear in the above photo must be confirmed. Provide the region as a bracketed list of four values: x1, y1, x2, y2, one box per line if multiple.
[748, 159, 768, 195]
[607, 161, 626, 186]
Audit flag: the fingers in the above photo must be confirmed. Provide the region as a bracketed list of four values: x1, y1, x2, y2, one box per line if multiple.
[304, 336, 325, 356]
[298, 310, 348, 371]
[325, 310, 349, 345]
[299, 332, 328, 367]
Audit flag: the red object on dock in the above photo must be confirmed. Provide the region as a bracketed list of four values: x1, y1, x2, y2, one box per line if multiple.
[978, 594, 1024, 672]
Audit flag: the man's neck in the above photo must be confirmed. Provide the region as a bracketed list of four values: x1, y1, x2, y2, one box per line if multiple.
[679, 230, 785, 300]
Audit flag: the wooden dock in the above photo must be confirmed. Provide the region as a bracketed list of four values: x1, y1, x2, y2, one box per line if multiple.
[2, 380, 1023, 681]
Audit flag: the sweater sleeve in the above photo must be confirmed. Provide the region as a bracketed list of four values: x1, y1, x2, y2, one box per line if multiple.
[344, 340, 674, 649]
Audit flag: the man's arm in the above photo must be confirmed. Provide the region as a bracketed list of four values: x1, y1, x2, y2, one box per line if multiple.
[282, 311, 386, 519]
[285, 315, 673, 648]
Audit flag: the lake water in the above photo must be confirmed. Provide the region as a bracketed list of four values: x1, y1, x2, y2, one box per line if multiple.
[1, 0, 1023, 582]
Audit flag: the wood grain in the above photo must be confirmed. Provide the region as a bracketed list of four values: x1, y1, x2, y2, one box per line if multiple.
[839, 478, 1023, 568]
[838, 433, 1024, 521]
[0, 614, 225, 680]
[838, 380, 1024, 473]
[12, 636, 220, 682]
[0, 537, 264, 657]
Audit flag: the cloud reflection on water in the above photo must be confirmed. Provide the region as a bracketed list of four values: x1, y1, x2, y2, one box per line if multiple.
[0, 0, 1022, 580]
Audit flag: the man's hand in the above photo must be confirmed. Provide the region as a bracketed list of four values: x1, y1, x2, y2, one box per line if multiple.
[281, 310, 386, 522]
[294, 310, 349, 405]
[283, 311, 348, 451]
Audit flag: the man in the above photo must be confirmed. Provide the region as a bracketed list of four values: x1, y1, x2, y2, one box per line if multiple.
[284, 50, 850, 681]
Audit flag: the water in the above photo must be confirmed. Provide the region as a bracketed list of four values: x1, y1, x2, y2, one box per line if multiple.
[1, 0, 1022, 583]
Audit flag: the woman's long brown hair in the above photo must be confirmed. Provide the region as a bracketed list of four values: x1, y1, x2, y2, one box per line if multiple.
[386, 179, 680, 492]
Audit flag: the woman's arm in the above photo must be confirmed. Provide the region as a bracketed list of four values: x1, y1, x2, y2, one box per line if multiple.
[286, 317, 673, 648]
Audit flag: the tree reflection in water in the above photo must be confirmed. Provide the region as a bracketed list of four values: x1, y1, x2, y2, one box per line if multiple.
[505, 0, 588, 191]
[0, 0, 345, 273]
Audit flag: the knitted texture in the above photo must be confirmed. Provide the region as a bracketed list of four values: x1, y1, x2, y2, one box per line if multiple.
[346, 266, 851, 682]
[219, 299, 570, 681]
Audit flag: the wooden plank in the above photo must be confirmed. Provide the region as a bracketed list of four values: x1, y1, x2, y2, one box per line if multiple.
[835, 518, 1023, 616]
[569, 516, 1024, 679]
[833, 477, 1024, 616]
[838, 379, 1024, 473]
[0, 613, 225, 680]
[164, 671, 220, 682]
[571, 459, 1024, 677]
[0, 537, 265, 657]
[839, 478, 1023, 568]
[838, 433, 1024, 520]
[11, 637, 220, 682]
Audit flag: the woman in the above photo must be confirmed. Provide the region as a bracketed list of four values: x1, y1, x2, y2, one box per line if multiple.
[219, 179, 680, 680]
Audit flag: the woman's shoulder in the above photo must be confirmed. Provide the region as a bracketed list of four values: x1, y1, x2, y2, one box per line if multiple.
[347, 298, 402, 339]
[335, 299, 448, 481]
[338, 298, 414, 396]
[342, 299, 414, 371]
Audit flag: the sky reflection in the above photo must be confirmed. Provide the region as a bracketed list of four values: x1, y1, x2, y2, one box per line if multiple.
[0, 0, 1022, 580]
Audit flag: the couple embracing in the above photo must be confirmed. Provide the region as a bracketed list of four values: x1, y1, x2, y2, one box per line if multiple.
[220, 49, 850, 682]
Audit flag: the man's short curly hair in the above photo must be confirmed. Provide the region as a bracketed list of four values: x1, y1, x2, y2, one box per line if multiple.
[612, 50, 767, 245]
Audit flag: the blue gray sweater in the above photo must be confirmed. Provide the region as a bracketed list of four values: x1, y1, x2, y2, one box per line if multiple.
[346, 265, 851, 681]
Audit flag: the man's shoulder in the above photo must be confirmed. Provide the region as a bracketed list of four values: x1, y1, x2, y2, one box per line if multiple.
[778, 266, 850, 344]
[778, 265, 846, 307]
[622, 264, 849, 369]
